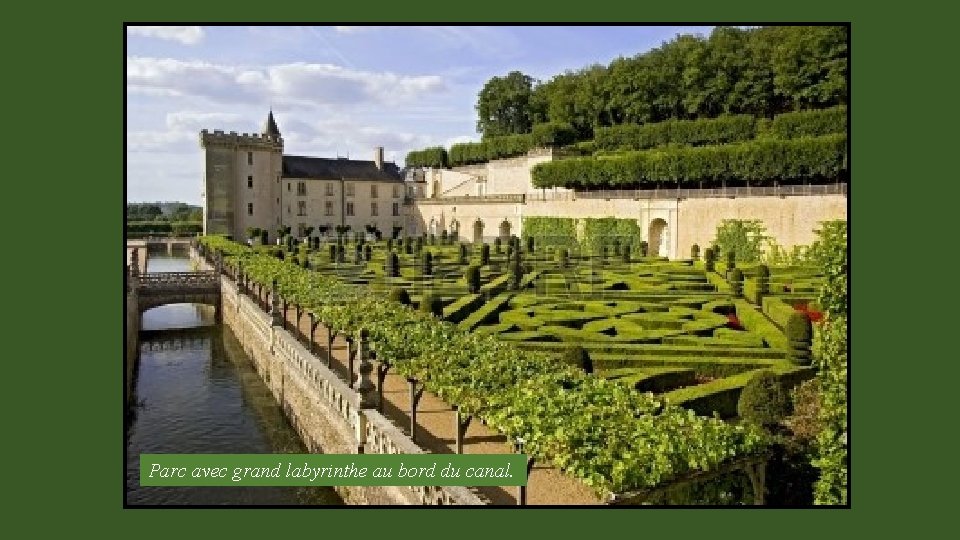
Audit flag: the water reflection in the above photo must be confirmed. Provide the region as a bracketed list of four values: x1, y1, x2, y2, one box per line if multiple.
[126, 256, 342, 505]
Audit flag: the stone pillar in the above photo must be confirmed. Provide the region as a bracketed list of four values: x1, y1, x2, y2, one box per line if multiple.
[270, 279, 282, 327]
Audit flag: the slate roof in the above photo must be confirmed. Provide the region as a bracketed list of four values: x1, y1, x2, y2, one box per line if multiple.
[263, 110, 281, 137]
[281, 155, 404, 182]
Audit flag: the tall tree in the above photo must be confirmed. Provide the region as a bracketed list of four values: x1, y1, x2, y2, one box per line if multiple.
[475, 71, 536, 137]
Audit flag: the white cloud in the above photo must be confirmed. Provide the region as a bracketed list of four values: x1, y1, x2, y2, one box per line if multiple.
[165, 111, 243, 131]
[126, 57, 445, 108]
[127, 26, 204, 45]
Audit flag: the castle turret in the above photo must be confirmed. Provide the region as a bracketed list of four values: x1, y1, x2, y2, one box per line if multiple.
[263, 110, 281, 138]
[200, 112, 284, 239]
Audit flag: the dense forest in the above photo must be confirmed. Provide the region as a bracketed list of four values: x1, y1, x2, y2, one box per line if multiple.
[407, 26, 847, 169]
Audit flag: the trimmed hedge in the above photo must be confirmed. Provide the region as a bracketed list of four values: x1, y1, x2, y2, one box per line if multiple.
[582, 217, 642, 256]
[442, 293, 484, 323]
[406, 146, 447, 168]
[594, 114, 757, 152]
[733, 300, 789, 350]
[665, 365, 812, 419]
[521, 217, 578, 249]
[738, 370, 790, 427]
[531, 134, 847, 189]
[458, 292, 515, 332]
[767, 106, 846, 140]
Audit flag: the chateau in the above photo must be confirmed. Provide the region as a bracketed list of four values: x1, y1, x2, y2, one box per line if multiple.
[201, 112, 847, 257]
[200, 111, 416, 241]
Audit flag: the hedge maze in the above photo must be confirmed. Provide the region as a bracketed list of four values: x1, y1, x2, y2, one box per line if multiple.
[279, 232, 822, 421]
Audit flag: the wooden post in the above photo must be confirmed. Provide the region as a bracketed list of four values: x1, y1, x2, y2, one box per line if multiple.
[376, 361, 392, 413]
[347, 338, 356, 389]
[308, 314, 319, 355]
[295, 305, 303, 341]
[514, 439, 535, 505]
[408, 378, 424, 443]
[746, 460, 767, 506]
[326, 328, 335, 368]
[454, 406, 472, 454]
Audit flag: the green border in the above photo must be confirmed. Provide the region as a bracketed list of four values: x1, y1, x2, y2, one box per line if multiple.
[15, 0, 912, 535]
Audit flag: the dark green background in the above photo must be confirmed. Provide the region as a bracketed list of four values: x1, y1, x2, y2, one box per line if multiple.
[10, 0, 939, 535]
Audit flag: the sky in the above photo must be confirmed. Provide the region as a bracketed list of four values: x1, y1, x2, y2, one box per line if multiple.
[126, 25, 715, 205]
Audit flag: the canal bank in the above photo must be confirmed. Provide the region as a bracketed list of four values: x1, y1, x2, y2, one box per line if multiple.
[125, 255, 343, 506]
[194, 249, 487, 505]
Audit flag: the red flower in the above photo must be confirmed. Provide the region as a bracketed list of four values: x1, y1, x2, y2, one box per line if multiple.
[726, 313, 743, 330]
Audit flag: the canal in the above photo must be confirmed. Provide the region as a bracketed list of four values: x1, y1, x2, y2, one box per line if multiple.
[125, 255, 343, 505]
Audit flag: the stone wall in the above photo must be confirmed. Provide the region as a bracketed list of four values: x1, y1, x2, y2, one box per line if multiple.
[412, 194, 847, 259]
[217, 270, 486, 506]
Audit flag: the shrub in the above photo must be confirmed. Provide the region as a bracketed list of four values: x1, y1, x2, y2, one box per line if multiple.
[756, 264, 770, 295]
[328, 244, 337, 262]
[441, 230, 448, 244]
[466, 265, 481, 294]
[526, 236, 535, 253]
[560, 346, 594, 374]
[691, 244, 700, 260]
[387, 238, 394, 251]
[430, 233, 436, 245]
[738, 370, 790, 428]
[639, 241, 648, 257]
[385, 252, 400, 278]
[389, 288, 411, 306]
[363, 244, 372, 261]
[594, 114, 757, 152]
[260, 230, 269, 246]
[405, 238, 413, 255]
[336, 243, 345, 263]
[704, 247, 715, 272]
[422, 251, 433, 275]
[510, 260, 523, 290]
[459, 243, 468, 265]
[785, 312, 813, 364]
[531, 134, 848, 189]
[420, 293, 443, 317]
[480, 244, 490, 265]
[415, 237, 423, 256]
[557, 248, 569, 269]
[406, 146, 447, 168]
[725, 250, 736, 270]
[622, 244, 631, 263]
[531, 121, 577, 147]
[494, 237, 502, 254]
[729, 268, 744, 296]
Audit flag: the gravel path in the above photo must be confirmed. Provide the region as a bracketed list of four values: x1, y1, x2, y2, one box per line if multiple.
[283, 308, 603, 506]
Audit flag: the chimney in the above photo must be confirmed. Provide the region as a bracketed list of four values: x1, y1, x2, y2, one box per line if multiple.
[374, 146, 384, 170]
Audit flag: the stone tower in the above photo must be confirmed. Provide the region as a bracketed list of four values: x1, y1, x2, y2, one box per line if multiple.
[200, 111, 284, 240]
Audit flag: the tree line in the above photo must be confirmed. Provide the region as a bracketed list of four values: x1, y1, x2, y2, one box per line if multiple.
[477, 26, 847, 141]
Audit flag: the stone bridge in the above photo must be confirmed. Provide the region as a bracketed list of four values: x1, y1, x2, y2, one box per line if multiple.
[132, 271, 222, 315]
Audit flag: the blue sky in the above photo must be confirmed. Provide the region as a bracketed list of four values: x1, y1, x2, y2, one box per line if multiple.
[126, 25, 714, 204]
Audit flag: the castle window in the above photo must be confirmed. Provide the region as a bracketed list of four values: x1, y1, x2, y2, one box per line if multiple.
[247, 176, 253, 189]
[287, 205, 290, 214]
[297, 200, 307, 216]
[297, 181, 306, 196]
[247, 203, 253, 216]
[325, 183, 334, 196]
[325, 201, 333, 216]
[247, 152, 253, 165]
[287, 182, 291, 192]
[393, 185, 401, 198]
[346, 183, 355, 197]
[371, 202, 378, 216]
[346, 202, 355, 216]
[392, 202, 400, 216]
[371, 185, 378, 198]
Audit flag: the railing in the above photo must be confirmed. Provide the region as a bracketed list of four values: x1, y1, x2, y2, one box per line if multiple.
[571, 183, 847, 200]
[414, 194, 526, 204]
[138, 271, 219, 288]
